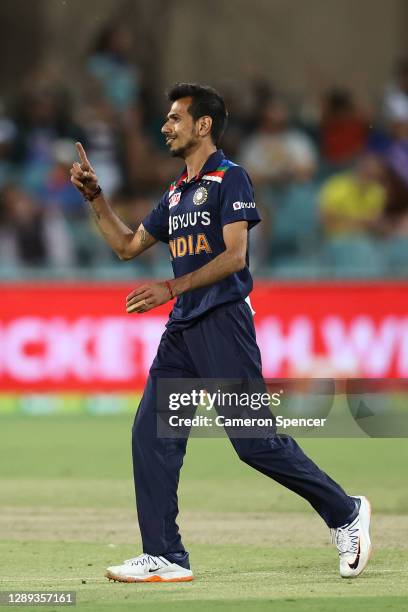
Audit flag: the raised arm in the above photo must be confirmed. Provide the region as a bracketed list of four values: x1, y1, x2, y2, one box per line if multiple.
[70, 142, 157, 260]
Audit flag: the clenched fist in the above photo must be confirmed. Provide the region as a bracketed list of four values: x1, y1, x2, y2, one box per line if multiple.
[70, 142, 101, 201]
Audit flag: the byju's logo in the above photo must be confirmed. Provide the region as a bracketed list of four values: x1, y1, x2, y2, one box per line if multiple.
[233, 201, 256, 210]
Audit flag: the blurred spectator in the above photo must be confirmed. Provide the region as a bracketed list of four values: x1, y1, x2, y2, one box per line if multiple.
[84, 22, 173, 195]
[381, 165, 408, 237]
[10, 85, 85, 194]
[34, 139, 85, 217]
[239, 98, 317, 188]
[265, 153, 320, 262]
[220, 74, 275, 158]
[0, 103, 16, 188]
[33, 138, 120, 266]
[77, 89, 124, 198]
[383, 57, 408, 124]
[319, 88, 368, 169]
[369, 78, 408, 240]
[0, 184, 45, 265]
[0, 184, 73, 267]
[218, 80, 252, 158]
[86, 22, 140, 114]
[319, 154, 386, 237]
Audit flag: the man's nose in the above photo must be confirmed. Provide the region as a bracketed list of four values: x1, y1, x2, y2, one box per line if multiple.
[161, 123, 170, 134]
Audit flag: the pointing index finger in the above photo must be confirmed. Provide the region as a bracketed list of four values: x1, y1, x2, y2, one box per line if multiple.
[76, 142, 90, 168]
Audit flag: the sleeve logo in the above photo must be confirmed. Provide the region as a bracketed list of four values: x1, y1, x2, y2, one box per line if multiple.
[233, 201, 256, 210]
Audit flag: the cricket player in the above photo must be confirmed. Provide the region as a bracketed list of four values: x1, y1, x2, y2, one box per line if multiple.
[70, 83, 371, 583]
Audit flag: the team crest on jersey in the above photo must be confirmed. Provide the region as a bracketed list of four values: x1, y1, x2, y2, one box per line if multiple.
[169, 192, 181, 208]
[193, 186, 208, 206]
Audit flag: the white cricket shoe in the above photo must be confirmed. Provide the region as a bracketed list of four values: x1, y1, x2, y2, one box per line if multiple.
[105, 553, 193, 583]
[331, 495, 372, 578]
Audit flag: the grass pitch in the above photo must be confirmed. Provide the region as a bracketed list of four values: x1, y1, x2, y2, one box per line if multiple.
[0, 415, 407, 611]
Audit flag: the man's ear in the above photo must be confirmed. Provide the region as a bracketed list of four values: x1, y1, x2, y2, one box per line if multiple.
[198, 116, 213, 138]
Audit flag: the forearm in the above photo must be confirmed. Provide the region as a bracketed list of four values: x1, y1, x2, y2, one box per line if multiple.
[88, 192, 136, 259]
[171, 249, 245, 297]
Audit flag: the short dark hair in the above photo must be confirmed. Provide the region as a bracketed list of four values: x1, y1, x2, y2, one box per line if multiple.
[166, 82, 228, 145]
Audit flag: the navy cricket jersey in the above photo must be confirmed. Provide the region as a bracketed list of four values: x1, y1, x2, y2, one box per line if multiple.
[142, 150, 261, 329]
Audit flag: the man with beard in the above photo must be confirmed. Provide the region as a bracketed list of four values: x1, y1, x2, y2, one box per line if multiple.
[70, 83, 371, 583]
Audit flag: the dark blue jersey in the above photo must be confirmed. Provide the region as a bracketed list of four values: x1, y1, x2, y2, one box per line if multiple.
[142, 150, 261, 329]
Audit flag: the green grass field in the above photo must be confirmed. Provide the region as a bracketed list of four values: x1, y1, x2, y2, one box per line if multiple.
[0, 414, 407, 611]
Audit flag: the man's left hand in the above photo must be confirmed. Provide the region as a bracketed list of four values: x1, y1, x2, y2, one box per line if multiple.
[126, 282, 172, 314]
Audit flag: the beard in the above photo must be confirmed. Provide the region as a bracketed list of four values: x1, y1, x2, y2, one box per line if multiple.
[169, 134, 199, 159]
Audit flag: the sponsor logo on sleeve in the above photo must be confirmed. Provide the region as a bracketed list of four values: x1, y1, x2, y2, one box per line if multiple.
[232, 201, 256, 210]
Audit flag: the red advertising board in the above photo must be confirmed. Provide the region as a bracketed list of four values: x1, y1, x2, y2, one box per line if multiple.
[0, 282, 407, 391]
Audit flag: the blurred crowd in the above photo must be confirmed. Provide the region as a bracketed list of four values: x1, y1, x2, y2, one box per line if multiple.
[1, 22, 408, 279]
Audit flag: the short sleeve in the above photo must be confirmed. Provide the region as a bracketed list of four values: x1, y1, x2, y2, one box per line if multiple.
[142, 192, 169, 243]
[220, 166, 261, 230]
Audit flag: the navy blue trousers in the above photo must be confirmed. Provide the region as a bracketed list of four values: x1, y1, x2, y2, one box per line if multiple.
[132, 300, 356, 555]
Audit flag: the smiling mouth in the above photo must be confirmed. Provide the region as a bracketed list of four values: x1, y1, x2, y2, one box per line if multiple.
[166, 136, 176, 145]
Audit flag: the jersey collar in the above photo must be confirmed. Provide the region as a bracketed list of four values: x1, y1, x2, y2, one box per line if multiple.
[199, 149, 226, 175]
[175, 149, 226, 187]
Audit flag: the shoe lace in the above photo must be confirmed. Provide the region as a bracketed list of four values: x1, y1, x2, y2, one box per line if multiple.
[124, 553, 160, 567]
[330, 517, 360, 554]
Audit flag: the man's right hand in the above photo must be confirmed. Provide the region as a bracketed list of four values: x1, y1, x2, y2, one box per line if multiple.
[70, 142, 101, 201]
